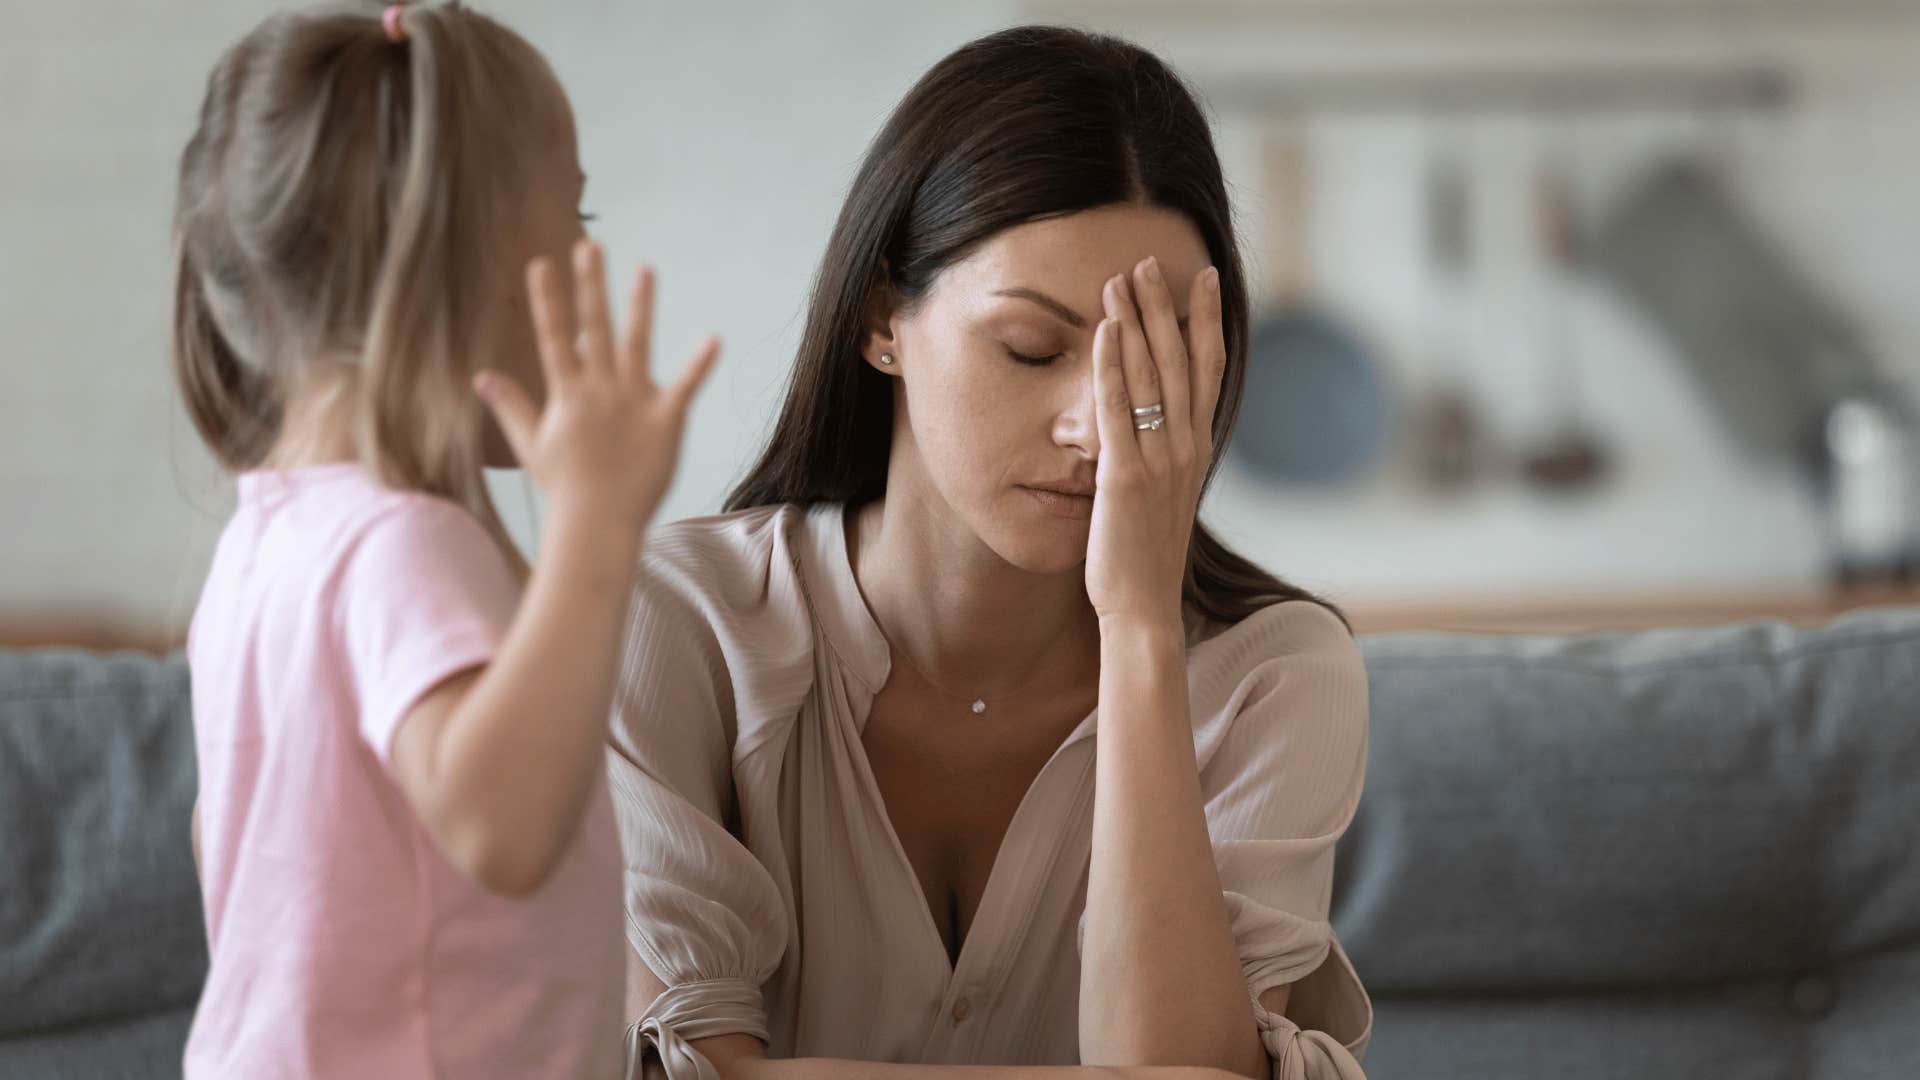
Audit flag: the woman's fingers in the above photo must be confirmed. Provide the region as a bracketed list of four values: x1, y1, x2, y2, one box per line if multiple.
[1102, 274, 1167, 469]
[525, 256, 579, 387]
[1129, 257, 1192, 453]
[1187, 266, 1226, 454]
[1090, 313, 1141, 478]
[620, 264, 656, 382]
[571, 240, 615, 377]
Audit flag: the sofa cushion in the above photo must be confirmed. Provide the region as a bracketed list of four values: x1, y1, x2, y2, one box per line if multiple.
[1339, 607, 1920, 1078]
[0, 1005, 195, 1080]
[1340, 607, 1920, 992]
[0, 649, 205, 1038]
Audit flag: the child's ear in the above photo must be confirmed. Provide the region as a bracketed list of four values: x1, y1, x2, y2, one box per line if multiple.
[860, 273, 902, 376]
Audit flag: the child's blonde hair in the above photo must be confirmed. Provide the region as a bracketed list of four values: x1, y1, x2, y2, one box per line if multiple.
[172, 1, 561, 555]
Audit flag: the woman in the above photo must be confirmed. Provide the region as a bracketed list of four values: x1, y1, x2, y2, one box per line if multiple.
[607, 26, 1370, 1080]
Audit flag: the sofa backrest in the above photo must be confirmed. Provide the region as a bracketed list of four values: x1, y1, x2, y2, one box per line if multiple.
[0, 649, 205, 1038]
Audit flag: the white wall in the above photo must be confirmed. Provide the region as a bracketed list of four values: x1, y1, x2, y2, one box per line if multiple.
[3, 0, 1915, 633]
[0, 0, 1009, 632]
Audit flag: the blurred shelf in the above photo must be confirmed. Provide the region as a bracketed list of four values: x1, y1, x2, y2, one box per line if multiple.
[0, 615, 184, 655]
[1025, 1, 1920, 23]
[1202, 64, 1792, 114]
[1346, 584, 1920, 633]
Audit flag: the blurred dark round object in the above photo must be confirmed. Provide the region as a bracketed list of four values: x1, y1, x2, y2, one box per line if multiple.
[1522, 430, 1612, 492]
[1230, 306, 1394, 487]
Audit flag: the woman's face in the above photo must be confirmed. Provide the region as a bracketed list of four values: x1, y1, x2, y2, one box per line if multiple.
[872, 202, 1212, 575]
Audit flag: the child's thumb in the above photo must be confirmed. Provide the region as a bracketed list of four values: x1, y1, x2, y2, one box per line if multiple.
[473, 371, 537, 465]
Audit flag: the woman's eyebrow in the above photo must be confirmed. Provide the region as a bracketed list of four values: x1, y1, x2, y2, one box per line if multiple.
[992, 285, 1189, 332]
[993, 287, 1089, 329]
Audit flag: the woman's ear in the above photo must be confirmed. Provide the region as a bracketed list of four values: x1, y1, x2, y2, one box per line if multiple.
[860, 277, 902, 376]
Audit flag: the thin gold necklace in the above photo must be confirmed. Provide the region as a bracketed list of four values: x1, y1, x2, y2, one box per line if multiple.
[882, 634, 1065, 717]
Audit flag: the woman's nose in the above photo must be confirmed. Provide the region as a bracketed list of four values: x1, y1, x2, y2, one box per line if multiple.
[1053, 368, 1100, 460]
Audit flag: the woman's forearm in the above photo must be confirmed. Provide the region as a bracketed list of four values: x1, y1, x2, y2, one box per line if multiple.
[1079, 618, 1265, 1077]
[731, 1055, 1236, 1080]
[650, 978, 1244, 1080]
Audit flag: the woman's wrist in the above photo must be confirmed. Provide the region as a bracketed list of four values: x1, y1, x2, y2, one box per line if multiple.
[1097, 608, 1184, 650]
[1097, 612, 1186, 680]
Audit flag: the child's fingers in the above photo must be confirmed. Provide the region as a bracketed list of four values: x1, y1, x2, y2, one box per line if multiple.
[666, 335, 721, 416]
[525, 257, 578, 385]
[473, 371, 538, 465]
[620, 265, 656, 381]
[571, 241, 614, 376]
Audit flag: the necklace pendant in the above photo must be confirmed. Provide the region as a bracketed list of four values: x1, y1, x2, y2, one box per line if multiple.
[971, 699, 987, 715]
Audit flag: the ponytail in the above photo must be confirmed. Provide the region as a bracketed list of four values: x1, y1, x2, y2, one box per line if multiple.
[173, 245, 280, 470]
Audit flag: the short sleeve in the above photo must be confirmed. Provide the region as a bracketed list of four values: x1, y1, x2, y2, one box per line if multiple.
[336, 499, 519, 764]
[609, 560, 790, 1079]
[1203, 602, 1373, 1076]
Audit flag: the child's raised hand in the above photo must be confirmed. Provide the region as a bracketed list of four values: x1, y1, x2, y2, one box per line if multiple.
[475, 240, 720, 531]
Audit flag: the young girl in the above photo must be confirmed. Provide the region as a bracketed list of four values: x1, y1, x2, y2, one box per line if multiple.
[174, 3, 717, 1076]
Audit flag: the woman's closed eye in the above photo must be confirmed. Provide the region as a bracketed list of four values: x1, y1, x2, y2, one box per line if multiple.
[1005, 346, 1063, 366]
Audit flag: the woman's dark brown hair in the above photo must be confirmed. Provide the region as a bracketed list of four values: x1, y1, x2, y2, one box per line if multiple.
[726, 25, 1341, 627]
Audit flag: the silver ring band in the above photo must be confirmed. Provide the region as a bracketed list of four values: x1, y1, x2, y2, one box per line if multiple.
[1131, 402, 1165, 419]
[1135, 416, 1166, 431]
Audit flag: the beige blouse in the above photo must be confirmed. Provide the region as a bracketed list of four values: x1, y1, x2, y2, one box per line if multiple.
[608, 503, 1372, 1079]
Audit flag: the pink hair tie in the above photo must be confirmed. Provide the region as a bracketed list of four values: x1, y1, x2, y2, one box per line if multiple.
[381, 5, 408, 44]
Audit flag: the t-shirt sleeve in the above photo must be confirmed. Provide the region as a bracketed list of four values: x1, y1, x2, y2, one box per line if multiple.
[335, 499, 521, 765]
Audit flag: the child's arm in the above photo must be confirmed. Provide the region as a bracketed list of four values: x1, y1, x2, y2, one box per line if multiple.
[388, 241, 718, 898]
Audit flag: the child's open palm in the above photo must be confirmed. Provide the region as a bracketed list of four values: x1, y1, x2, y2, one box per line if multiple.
[475, 240, 720, 527]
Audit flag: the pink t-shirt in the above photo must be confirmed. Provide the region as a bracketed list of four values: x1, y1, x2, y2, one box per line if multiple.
[184, 464, 624, 1079]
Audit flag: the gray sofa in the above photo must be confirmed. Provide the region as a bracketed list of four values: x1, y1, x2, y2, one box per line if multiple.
[4, 608, 1917, 1078]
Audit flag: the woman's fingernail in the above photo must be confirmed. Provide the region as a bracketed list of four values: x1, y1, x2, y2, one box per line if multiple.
[1143, 257, 1162, 284]
[1116, 273, 1132, 302]
[1205, 266, 1220, 293]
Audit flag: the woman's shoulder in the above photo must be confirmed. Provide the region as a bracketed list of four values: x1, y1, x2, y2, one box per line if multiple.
[1187, 598, 1360, 676]
[620, 503, 830, 752]
[1185, 599, 1367, 769]
[641, 503, 805, 586]
[628, 501, 825, 676]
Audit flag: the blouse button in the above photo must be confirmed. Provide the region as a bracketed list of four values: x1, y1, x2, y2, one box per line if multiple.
[951, 995, 972, 1023]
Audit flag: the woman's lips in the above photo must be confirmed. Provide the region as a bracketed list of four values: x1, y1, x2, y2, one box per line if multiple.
[1021, 485, 1095, 519]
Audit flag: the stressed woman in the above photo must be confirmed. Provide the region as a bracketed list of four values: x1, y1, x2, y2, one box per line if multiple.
[602, 26, 1371, 1080]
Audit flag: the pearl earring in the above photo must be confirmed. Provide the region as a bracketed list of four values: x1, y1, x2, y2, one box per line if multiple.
[880, 353, 895, 366]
